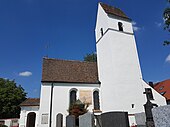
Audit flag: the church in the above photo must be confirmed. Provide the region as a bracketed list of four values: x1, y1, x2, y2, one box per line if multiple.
[19, 2, 166, 127]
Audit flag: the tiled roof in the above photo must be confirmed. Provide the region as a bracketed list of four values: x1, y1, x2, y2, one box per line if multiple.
[100, 3, 130, 20]
[154, 79, 170, 100]
[20, 98, 40, 106]
[42, 58, 99, 84]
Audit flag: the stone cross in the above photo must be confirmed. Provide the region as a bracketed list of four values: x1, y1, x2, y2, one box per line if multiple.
[143, 89, 158, 127]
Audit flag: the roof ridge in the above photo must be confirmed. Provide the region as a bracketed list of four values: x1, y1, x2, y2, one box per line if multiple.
[43, 57, 97, 63]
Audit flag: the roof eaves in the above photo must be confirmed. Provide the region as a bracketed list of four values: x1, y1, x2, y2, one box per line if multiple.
[20, 104, 40, 106]
[41, 80, 101, 84]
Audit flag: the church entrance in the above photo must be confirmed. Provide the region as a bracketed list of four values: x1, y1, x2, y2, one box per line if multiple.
[26, 112, 36, 127]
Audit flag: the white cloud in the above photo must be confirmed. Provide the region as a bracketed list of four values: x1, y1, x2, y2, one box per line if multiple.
[165, 54, 170, 63]
[133, 26, 140, 31]
[132, 21, 137, 26]
[132, 21, 140, 31]
[33, 89, 38, 93]
[155, 22, 162, 27]
[19, 71, 32, 77]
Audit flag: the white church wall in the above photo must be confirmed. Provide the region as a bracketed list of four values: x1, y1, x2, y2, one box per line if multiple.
[95, 4, 109, 42]
[141, 80, 166, 106]
[95, 4, 134, 43]
[39, 83, 100, 127]
[95, 3, 166, 117]
[19, 106, 39, 127]
[97, 30, 145, 114]
[39, 85, 52, 127]
[108, 15, 133, 34]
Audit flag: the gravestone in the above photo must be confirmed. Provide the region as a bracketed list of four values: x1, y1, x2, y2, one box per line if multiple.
[94, 115, 102, 127]
[135, 112, 146, 127]
[101, 112, 129, 127]
[152, 105, 170, 127]
[79, 112, 94, 127]
[56, 113, 63, 127]
[66, 115, 75, 127]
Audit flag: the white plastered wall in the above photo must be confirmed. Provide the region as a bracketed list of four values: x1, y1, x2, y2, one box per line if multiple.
[19, 106, 39, 127]
[39, 83, 100, 127]
[38, 85, 51, 127]
[95, 4, 109, 41]
[95, 3, 166, 125]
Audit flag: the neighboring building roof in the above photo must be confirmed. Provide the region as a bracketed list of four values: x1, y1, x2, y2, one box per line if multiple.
[20, 98, 40, 106]
[154, 79, 170, 100]
[42, 58, 99, 84]
[100, 2, 130, 20]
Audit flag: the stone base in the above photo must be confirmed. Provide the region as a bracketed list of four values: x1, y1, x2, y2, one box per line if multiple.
[146, 121, 155, 127]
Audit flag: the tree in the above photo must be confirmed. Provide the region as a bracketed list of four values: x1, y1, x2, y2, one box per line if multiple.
[0, 78, 27, 119]
[0, 125, 8, 127]
[163, 0, 170, 45]
[84, 52, 97, 62]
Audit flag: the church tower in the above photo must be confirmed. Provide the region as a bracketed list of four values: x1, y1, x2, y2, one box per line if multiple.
[95, 3, 166, 115]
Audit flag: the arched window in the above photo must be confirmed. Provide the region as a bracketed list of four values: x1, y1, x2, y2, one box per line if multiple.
[100, 28, 104, 36]
[118, 22, 123, 31]
[93, 90, 100, 110]
[70, 89, 77, 105]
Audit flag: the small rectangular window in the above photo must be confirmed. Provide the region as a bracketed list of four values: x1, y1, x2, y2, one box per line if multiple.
[41, 114, 48, 124]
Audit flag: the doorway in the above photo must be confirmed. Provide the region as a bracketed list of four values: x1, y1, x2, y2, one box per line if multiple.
[26, 112, 36, 127]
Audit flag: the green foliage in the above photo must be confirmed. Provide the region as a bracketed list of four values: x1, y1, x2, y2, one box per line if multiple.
[163, 8, 170, 31]
[0, 78, 27, 119]
[0, 125, 8, 127]
[163, 40, 170, 46]
[68, 99, 89, 118]
[84, 53, 97, 62]
[163, 0, 170, 45]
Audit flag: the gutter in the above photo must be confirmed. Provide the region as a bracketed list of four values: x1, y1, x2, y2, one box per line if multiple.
[49, 83, 54, 127]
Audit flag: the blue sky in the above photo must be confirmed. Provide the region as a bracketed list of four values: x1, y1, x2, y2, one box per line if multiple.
[0, 0, 169, 97]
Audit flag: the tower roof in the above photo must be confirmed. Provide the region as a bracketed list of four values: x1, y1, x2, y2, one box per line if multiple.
[100, 3, 130, 20]
[42, 58, 99, 84]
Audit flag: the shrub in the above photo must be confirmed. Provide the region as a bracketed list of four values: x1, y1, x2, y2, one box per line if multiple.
[0, 125, 8, 127]
[68, 99, 89, 118]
